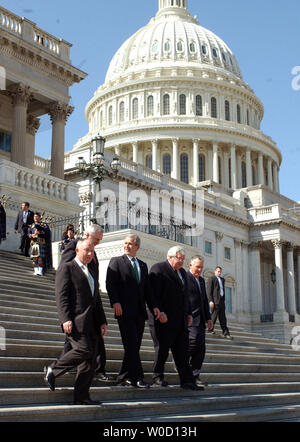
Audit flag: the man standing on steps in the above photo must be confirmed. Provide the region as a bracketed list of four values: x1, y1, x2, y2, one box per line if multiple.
[207, 266, 231, 339]
[44, 239, 107, 405]
[0, 200, 6, 245]
[148, 246, 203, 391]
[106, 234, 160, 389]
[14, 202, 34, 257]
[187, 256, 213, 387]
[58, 224, 110, 382]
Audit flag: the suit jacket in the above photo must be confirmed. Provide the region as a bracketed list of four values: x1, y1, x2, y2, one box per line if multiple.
[106, 254, 154, 320]
[59, 238, 99, 280]
[148, 260, 192, 329]
[186, 271, 211, 328]
[14, 210, 34, 233]
[207, 275, 226, 305]
[55, 260, 107, 335]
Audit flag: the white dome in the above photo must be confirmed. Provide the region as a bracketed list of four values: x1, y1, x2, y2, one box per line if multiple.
[105, 1, 242, 83]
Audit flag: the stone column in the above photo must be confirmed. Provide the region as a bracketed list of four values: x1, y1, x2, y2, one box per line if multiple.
[241, 242, 251, 320]
[258, 153, 264, 185]
[286, 243, 296, 316]
[267, 158, 273, 191]
[132, 141, 138, 164]
[271, 240, 285, 313]
[49, 102, 74, 179]
[10, 83, 33, 167]
[249, 242, 263, 320]
[25, 115, 40, 170]
[246, 148, 253, 187]
[234, 239, 243, 315]
[297, 248, 300, 314]
[152, 139, 158, 171]
[215, 232, 223, 265]
[213, 142, 219, 183]
[230, 144, 237, 189]
[172, 138, 179, 180]
[193, 139, 199, 186]
[273, 163, 279, 193]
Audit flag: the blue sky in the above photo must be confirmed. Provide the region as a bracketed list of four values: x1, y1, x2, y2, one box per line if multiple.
[4, 0, 300, 202]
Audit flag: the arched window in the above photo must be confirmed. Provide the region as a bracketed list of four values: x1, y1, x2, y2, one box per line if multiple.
[180, 153, 189, 184]
[132, 98, 138, 119]
[225, 100, 230, 121]
[237, 104, 241, 124]
[163, 94, 170, 115]
[241, 162, 247, 188]
[119, 102, 125, 123]
[163, 154, 171, 175]
[196, 95, 202, 116]
[179, 94, 186, 115]
[108, 106, 113, 126]
[147, 95, 154, 117]
[198, 154, 205, 182]
[146, 154, 152, 169]
[211, 97, 217, 118]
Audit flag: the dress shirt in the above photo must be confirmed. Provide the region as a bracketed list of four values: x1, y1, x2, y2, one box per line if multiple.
[216, 276, 224, 296]
[126, 255, 141, 282]
[75, 257, 95, 296]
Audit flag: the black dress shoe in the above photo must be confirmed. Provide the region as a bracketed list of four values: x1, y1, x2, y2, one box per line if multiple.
[152, 378, 169, 387]
[44, 366, 55, 392]
[181, 382, 204, 391]
[74, 398, 102, 406]
[136, 380, 150, 389]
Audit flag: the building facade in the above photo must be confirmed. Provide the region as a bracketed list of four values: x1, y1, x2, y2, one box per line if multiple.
[69, 1, 298, 343]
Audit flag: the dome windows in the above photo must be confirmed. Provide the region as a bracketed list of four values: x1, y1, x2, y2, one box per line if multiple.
[180, 153, 189, 184]
[164, 40, 171, 53]
[152, 41, 159, 54]
[132, 98, 139, 119]
[163, 94, 170, 115]
[201, 44, 207, 55]
[189, 41, 196, 54]
[119, 101, 125, 123]
[211, 97, 217, 118]
[225, 100, 230, 121]
[212, 48, 219, 58]
[177, 40, 184, 53]
[179, 94, 186, 115]
[147, 95, 154, 117]
[196, 95, 203, 116]
[163, 154, 171, 175]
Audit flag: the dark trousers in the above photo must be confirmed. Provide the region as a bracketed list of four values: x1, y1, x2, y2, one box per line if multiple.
[20, 229, 30, 256]
[51, 332, 98, 402]
[211, 300, 229, 334]
[61, 334, 106, 374]
[188, 326, 206, 375]
[117, 315, 145, 383]
[149, 321, 194, 386]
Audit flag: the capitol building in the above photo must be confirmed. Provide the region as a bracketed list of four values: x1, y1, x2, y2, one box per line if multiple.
[0, 0, 299, 344]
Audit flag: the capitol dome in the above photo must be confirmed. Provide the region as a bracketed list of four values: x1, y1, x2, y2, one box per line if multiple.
[105, 0, 242, 83]
[82, 0, 281, 194]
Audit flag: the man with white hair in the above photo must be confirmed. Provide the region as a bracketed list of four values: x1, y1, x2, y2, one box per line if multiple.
[58, 224, 110, 381]
[148, 246, 203, 390]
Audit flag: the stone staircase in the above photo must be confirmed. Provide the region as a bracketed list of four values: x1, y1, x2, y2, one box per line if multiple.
[1, 249, 300, 422]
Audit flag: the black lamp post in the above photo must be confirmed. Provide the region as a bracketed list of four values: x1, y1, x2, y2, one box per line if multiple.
[270, 268, 276, 284]
[75, 134, 121, 225]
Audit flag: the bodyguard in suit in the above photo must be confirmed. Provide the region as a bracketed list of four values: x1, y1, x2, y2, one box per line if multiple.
[0, 201, 6, 244]
[207, 266, 231, 338]
[148, 246, 202, 391]
[14, 202, 34, 256]
[59, 224, 109, 381]
[187, 256, 213, 387]
[44, 239, 107, 405]
[106, 234, 160, 388]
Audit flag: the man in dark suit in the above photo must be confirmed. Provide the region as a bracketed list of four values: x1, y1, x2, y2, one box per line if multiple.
[148, 246, 202, 391]
[106, 234, 160, 389]
[44, 239, 107, 405]
[14, 202, 34, 256]
[0, 201, 6, 244]
[207, 266, 231, 338]
[187, 256, 213, 387]
[59, 224, 109, 381]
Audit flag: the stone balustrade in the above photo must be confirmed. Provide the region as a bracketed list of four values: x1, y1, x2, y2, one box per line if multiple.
[248, 204, 300, 226]
[0, 6, 71, 63]
[0, 158, 79, 205]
